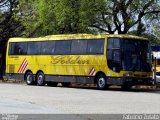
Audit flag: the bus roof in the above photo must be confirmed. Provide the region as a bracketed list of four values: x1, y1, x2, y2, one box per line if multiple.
[8, 34, 148, 42]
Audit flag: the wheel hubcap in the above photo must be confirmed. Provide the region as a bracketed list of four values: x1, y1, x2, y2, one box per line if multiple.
[27, 74, 32, 84]
[38, 75, 43, 84]
[98, 77, 105, 88]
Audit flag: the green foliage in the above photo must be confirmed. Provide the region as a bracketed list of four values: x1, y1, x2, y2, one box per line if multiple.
[152, 22, 160, 43]
[18, 0, 106, 36]
[17, 0, 160, 38]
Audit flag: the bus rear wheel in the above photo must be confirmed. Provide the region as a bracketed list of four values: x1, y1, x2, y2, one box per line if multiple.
[36, 72, 46, 86]
[25, 72, 35, 85]
[96, 74, 108, 90]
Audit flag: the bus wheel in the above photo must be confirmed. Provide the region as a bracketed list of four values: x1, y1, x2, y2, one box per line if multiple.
[25, 72, 34, 85]
[96, 74, 108, 90]
[61, 82, 71, 87]
[47, 82, 58, 87]
[36, 72, 45, 86]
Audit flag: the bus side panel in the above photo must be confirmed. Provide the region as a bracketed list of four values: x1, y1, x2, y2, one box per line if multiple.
[43, 55, 106, 76]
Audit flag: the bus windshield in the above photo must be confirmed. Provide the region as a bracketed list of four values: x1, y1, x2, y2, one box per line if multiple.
[121, 39, 151, 72]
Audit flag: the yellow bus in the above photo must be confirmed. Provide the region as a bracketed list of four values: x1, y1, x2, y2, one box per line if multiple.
[6, 34, 153, 89]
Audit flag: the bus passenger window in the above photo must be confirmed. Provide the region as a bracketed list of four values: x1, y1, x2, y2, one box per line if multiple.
[9, 42, 27, 55]
[41, 41, 55, 55]
[27, 42, 41, 55]
[55, 41, 71, 54]
[71, 40, 87, 54]
[87, 39, 104, 54]
[9, 43, 15, 55]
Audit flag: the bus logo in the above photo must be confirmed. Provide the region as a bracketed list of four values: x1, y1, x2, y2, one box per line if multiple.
[89, 67, 96, 75]
[18, 58, 28, 73]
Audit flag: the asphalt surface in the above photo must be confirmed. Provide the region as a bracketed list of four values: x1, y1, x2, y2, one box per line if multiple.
[0, 83, 160, 114]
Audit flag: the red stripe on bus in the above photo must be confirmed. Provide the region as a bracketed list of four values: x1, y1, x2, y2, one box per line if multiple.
[89, 67, 95, 75]
[18, 58, 26, 73]
[19, 59, 28, 73]
[20, 62, 28, 73]
[19, 59, 27, 73]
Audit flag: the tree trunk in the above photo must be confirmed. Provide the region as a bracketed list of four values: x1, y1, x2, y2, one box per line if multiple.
[0, 43, 7, 80]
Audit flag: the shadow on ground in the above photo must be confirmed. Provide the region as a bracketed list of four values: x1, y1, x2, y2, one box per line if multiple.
[58, 85, 160, 94]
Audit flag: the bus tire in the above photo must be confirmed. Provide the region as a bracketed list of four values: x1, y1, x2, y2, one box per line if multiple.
[96, 74, 108, 90]
[36, 72, 46, 86]
[61, 82, 71, 87]
[25, 72, 34, 85]
[47, 82, 58, 87]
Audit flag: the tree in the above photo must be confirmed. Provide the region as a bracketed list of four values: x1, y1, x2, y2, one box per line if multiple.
[19, 0, 160, 37]
[0, 0, 24, 79]
[90, 0, 160, 35]
[152, 19, 160, 43]
[18, 0, 106, 36]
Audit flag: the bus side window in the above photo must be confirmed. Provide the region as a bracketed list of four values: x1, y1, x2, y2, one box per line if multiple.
[14, 44, 20, 55]
[9, 43, 15, 55]
[49, 41, 56, 54]
[87, 39, 104, 54]
[71, 40, 87, 54]
[9, 42, 27, 55]
[55, 41, 71, 55]
[27, 42, 41, 55]
[41, 41, 55, 55]
[18, 42, 27, 55]
[51, 48, 55, 54]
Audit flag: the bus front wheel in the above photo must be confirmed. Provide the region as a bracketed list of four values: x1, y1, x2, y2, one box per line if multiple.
[36, 72, 46, 86]
[96, 74, 108, 90]
[25, 72, 34, 85]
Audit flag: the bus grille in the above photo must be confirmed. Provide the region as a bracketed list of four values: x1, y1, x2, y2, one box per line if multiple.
[9, 65, 15, 73]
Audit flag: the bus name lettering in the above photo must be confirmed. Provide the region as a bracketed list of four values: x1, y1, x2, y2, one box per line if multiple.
[51, 56, 89, 64]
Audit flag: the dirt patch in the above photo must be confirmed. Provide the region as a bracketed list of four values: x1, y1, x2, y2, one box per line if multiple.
[0, 79, 24, 84]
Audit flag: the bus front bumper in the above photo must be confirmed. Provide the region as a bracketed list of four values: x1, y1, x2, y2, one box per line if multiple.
[122, 77, 154, 85]
[107, 77, 154, 86]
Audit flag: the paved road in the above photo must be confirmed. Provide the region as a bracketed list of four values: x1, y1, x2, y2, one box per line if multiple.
[0, 83, 160, 114]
